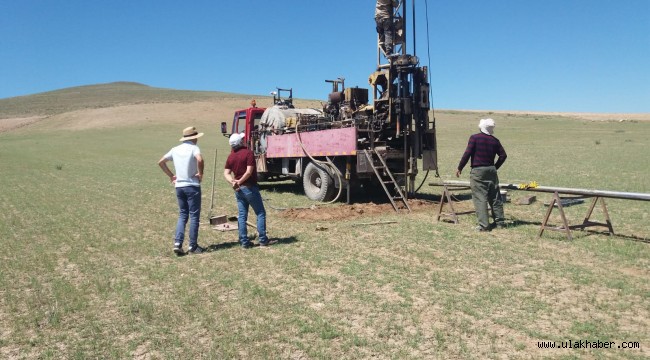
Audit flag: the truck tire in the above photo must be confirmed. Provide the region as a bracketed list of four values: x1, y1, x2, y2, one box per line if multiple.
[303, 162, 335, 202]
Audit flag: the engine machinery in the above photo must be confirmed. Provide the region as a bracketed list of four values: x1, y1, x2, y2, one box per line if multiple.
[223, 0, 437, 212]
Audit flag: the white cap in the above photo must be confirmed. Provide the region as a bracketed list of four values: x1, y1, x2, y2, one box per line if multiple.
[229, 133, 245, 147]
[478, 118, 495, 135]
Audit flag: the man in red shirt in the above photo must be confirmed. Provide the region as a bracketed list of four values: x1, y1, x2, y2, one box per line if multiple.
[224, 133, 276, 248]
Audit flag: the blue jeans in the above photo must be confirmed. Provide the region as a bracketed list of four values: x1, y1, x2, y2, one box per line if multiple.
[174, 186, 201, 248]
[234, 185, 268, 246]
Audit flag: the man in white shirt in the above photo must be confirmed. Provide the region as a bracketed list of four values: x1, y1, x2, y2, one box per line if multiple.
[158, 126, 205, 255]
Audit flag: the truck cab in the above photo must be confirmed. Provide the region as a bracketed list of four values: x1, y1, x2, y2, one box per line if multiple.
[226, 107, 266, 150]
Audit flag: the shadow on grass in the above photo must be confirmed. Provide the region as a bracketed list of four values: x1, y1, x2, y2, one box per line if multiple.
[207, 241, 240, 251]
[580, 230, 650, 244]
[508, 219, 542, 228]
[420, 191, 473, 202]
[259, 182, 302, 194]
[272, 236, 299, 246]
[206, 236, 299, 252]
[509, 219, 650, 244]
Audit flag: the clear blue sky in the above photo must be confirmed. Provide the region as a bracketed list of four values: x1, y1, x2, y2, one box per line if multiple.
[1, 0, 649, 113]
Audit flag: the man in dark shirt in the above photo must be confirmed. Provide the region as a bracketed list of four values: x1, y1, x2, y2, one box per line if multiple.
[224, 133, 276, 248]
[456, 118, 507, 231]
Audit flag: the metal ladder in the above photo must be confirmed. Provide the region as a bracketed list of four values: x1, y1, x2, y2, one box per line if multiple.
[363, 149, 411, 213]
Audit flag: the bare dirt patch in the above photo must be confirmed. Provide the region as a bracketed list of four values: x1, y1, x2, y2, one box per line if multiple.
[0, 116, 47, 132]
[1, 97, 320, 133]
[31, 101, 239, 131]
[277, 199, 439, 221]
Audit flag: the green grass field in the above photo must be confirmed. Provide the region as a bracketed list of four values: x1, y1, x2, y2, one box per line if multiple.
[1, 86, 649, 359]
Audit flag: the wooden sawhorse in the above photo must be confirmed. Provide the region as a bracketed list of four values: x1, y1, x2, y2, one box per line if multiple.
[539, 192, 614, 240]
[435, 184, 475, 224]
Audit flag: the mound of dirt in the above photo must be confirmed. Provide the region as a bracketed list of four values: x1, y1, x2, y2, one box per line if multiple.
[277, 199, 438, 221]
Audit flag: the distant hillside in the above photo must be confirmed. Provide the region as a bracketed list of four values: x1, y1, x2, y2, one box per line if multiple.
[2, 82, 648, 124]
[0, 82, 251, 119]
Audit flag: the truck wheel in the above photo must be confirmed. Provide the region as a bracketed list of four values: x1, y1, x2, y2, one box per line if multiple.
[303, 162, 335, 202]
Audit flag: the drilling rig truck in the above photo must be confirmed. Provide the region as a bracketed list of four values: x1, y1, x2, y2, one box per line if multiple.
[221, 0, 438, 212]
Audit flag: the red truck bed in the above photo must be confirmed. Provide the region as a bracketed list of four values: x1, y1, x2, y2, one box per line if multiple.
[266, 127, 357, 158]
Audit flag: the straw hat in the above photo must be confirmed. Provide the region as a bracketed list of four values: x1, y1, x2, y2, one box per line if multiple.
[179, 126, 204, 141]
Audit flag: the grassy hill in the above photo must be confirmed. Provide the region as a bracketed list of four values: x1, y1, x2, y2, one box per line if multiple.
[3, 82, 649, 125]
[0, 82, 252, 119]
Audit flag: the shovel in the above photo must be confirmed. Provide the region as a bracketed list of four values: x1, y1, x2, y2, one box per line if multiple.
[207, 147, 224, 225]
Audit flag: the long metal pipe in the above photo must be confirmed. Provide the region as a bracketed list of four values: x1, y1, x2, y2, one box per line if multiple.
[431, 180, 650, 202]
[403, 0, 407, 55]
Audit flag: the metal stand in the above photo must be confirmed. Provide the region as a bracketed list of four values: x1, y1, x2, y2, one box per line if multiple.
[435, 185, 475, 223]
[539, 192, 615, 240]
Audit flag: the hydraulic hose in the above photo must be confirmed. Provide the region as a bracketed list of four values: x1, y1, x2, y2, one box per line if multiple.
[414, 169, 430, 193]
[295, 116, 344, 204]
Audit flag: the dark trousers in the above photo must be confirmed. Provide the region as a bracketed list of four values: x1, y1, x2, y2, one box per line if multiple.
[470, 166, 505, 229]
[376, 17, 394, 54]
